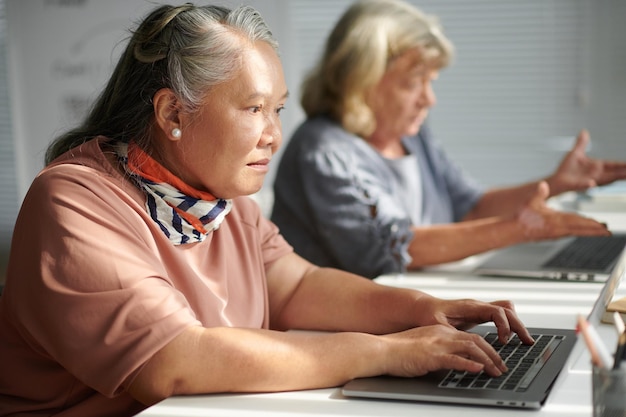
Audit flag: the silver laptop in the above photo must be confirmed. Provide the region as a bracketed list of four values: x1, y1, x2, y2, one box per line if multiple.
[341, 245, 626, 409]
[473, 234, 626, 282]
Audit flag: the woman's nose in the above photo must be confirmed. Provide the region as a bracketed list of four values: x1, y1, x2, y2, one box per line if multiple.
[420, 82, 437, 108]
[262, 116, 282, 149]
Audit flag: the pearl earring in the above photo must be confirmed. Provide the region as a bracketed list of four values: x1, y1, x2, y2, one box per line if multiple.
[171, 128, 182, 138]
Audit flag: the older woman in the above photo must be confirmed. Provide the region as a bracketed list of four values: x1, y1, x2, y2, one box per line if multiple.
[271, 0, 626, 279]
[0, 3, 532, 416]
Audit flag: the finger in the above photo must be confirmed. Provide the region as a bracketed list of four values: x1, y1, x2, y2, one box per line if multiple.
[586, 179, 597, 189]
[539, 210, 609, 236]
[488, 301, 535, 346]
[490, 299, 516, 313]
[529, 181, 550, 206]
[598, 162, 626, 184]
[490, 300, 534, 345]
[573, 129, 590, 154]
[486, 304, 513, 344]
[557, 214, 611, 236]
[536, 181, 550, 199]
[602, 161, 626, 171]
[501, 307, 535, 346]
[464, 335, 507, 375]
[441, 353, 486, 375]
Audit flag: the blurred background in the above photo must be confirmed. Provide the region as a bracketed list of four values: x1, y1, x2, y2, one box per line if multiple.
[1, 0, 625, 284]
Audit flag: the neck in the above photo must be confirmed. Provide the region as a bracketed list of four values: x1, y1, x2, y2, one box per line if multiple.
[366, 132, 407, 159]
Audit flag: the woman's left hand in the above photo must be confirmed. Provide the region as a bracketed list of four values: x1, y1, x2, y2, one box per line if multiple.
[417, 296, 535, 345]
[547, 129, 626, 196]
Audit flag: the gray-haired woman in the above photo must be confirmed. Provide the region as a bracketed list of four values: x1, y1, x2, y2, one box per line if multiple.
[0, 3, 532, 415]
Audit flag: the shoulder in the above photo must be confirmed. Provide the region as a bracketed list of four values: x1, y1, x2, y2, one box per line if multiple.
[286, 116, 379, 168]
[287, 115, 364, 154]
[224, 196, 293, 258]
[46, 137, 117, 172]
[228, 196, 263, 226]
[226, 196, 280, 235]
[39, 137, 127, 190]
[292, 115, 345, 137]
[26, 139, 144, 213]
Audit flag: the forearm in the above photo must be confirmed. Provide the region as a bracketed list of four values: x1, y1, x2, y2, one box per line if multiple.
[407, 216, 525, 268]
[128, 325, 385, 404]
[464, 181, 549, 220]
[271, 265, 434, 334]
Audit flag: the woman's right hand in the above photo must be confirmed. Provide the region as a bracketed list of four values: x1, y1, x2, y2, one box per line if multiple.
[380, 324, 508, 378]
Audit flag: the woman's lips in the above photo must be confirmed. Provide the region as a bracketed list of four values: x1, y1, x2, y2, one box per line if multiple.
[247, 158, 270, 171]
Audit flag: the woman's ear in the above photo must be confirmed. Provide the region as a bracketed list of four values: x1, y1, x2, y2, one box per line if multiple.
[153, 88, 183, 141]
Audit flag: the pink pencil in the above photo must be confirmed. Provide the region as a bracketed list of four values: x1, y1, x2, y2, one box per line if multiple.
[576, 315, 612, 369]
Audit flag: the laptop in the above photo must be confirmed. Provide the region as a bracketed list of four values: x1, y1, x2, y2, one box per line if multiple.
[473, 234, 626, 282]
[341, 245, 626, 409]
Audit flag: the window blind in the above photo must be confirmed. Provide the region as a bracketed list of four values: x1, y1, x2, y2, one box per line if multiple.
[0, 0, 18, 248]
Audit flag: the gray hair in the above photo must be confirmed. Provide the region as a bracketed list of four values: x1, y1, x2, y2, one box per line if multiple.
[300, 0, 453, 138]
[45, 3, 278, 164]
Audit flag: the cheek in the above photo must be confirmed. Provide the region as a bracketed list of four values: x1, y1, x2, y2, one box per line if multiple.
[184, 135, 215, 160]
[237, 124, 263, 151]
[384, 89, 413, 114]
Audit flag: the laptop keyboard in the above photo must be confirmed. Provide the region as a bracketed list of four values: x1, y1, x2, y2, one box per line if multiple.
[439, 333, 563, 392]
[542, 236, 626, 271]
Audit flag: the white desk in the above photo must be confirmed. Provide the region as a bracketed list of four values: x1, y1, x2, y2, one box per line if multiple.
[138, 209, 626, 417]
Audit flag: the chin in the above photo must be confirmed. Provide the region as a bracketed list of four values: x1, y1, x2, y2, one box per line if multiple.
[406, 122, 424, 136]
[404, 127, 420, 137]
[215, 175, 265, 199]
[239, 183, 265, 198]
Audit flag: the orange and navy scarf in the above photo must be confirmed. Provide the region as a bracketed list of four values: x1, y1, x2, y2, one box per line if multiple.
[116, 141, 232, 245]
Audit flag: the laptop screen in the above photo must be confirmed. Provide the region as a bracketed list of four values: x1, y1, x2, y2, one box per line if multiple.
[587, 245, 626, 326]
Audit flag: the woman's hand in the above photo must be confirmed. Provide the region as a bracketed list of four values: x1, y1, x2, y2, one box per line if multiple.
[413, 295, 535, 346]
[515, 181, 610, 241]
[381, 324, 509, 377]
[547, 129, 626, 196]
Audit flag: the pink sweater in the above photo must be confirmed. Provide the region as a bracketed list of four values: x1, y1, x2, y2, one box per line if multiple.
[0, 138, 293, 416]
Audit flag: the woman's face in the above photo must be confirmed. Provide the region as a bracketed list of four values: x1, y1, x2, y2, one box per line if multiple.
[368, 48, 438, 141]
[172, 41, 288, 199]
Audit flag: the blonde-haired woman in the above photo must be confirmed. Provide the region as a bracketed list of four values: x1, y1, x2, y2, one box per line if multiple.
[272, 0, 625, 279]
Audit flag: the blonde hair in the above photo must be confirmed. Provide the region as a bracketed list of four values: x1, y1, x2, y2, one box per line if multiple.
[301, 0, 453, 138]
[45, 3, 277, 164]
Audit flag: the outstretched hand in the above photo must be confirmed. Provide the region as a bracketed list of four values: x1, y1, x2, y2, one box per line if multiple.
[548, 129, 626, 196]
[516, 181, 610, 241]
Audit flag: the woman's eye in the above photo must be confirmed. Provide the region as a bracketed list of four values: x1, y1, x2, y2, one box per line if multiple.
[251, 105, 262, 113]
[276, 106, 285, 115]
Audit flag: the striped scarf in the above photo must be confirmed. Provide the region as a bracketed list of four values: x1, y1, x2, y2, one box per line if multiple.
[116, 141, 233, 245]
